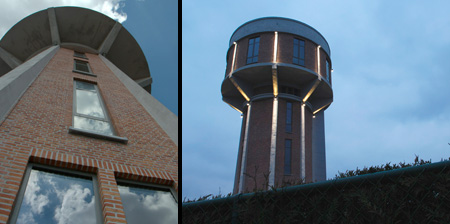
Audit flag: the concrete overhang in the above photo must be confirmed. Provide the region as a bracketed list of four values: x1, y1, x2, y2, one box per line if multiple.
[0, 6, 151, 93]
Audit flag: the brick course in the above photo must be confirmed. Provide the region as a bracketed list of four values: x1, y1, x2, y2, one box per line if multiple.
[0, 48, 178, 223]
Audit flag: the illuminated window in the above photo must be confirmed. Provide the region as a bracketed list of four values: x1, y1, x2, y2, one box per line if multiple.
[73, 60, 94, 76]
[293, 38, 305, 66]
[246, 37, 260, 64]
[10, 164, 102, 224]
[284, 139, 292, 175]
[286, 102, 292, 132]
[118, 181, 178, 224]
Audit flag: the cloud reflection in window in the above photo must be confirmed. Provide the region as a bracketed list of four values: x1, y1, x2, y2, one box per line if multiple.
[118, 185, 178, 224]
[16, 169, 97, 224]
[76, 90, 105, 118]
[74, 116, 113, 135]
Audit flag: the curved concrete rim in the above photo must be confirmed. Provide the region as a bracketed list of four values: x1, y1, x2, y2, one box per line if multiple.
[0, 6, 151, 90]
[229, 17, 331, 57]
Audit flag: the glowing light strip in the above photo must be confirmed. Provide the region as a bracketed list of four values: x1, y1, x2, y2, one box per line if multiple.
[313, 102, 332, 115]
[231, 42, 237, 75]
[272, 65, 278, 97]
[273, 32, 278, 63]
[268, 97, 278, 189]
[230, 77, 250, 102]
[239, 103, 252, 193]
[226, 102, 243, 114]
[302, 79, 321, 103]
[317, 45, 321, 75]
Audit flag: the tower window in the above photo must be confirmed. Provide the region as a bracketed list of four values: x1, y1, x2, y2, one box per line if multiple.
[118, 181, 178, 224]
[326, 60, 330, 81]
[72, 80, 113, 136]
[246, 37, 260, 64]
[10, 164, 102, 224]
[74, 51, 88, 59]
[73, 60, 94, 76]
[284, 139, 292, 175]
[293, 38, 305, 66]
[286, 102, 292, 133]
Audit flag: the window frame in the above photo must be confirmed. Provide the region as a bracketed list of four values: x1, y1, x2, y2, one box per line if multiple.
[116, 178, 178, 223]
[293, 38, 305, 66]
[73, 59, 96, 77]
[246, 36, 260, 64]
[69, 80, 128, 143]
[9, 163, 103, 224]
[74, 51, 88, 60]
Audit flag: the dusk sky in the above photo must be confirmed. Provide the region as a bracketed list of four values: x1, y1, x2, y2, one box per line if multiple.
[0, 0, 178, 115]
[182, 0, 450, 200]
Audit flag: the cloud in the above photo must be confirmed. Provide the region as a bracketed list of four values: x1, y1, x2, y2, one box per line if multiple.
[54, 184, 96, 224]
[0, 0, 127, 39]
[119, 186, 178, 224]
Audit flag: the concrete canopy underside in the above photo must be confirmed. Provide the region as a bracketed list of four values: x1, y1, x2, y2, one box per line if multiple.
[0, 6, 152, 93]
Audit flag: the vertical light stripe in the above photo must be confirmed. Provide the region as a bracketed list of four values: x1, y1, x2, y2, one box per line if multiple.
[268, 97, 278, 189]
[317, 45, 321, 75]
[230, 42, 237, 76]
[238, 103, 252, 193]
[300, 103, 306, 181]
[273, 32, 278, 63]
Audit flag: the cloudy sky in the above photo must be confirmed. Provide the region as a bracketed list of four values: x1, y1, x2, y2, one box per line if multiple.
[0, 0, 178, 115]
[182, 0, 450, 200]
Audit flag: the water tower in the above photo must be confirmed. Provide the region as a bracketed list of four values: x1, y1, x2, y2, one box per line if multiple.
[221, 17, 333, 194]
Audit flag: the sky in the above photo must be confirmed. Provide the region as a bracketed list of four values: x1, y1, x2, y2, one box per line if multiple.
[182, 0, 450, 200]
[0, 0, 178, 116]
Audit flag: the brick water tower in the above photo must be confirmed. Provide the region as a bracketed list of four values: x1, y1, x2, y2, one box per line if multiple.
[221, 17, 333, 194]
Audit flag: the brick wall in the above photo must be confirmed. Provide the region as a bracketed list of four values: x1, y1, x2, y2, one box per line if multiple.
[0, 48, 178, 223]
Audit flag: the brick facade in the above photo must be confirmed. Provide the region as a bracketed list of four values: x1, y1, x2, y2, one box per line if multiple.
[0, 48, 177, 223]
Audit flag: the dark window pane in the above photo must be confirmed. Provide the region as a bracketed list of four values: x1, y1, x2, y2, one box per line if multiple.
[118, 185, 177, 224]
[16, 169, 97, 224]
[284, 140, 292, 175]
[286, 102, 292, 132]
[247, 44, 254, 58]
[254, 42, 259, 56]
[75, 61, 90, 73]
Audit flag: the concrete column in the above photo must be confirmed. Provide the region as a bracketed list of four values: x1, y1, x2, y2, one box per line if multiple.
[238, 103, 251, 193]
[0, 46, 59, 124]
[312, 110, 326, 181]
[300, 103, 306, 181]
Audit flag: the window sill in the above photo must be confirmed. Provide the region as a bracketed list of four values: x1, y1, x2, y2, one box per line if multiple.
[68, 127, 128, 144]
[73, 70, 96, 77]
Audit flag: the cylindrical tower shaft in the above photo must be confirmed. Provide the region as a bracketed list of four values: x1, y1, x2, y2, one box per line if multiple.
[222, 17, 333, 194]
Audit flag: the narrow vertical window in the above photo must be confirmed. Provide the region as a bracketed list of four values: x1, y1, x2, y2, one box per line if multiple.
[73, 60, 94, 76]
[246, 37, 260, 64]
[286, 102, 292, 132]
[293, 38, 305, 66]
[72, 80, 114, 135]
[326, 60, 330, 81]
[10, 165, 102, 224]
[118, 182, 178, 224]
[284, 139, 292, 175]
[74, 51, 88, 59]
